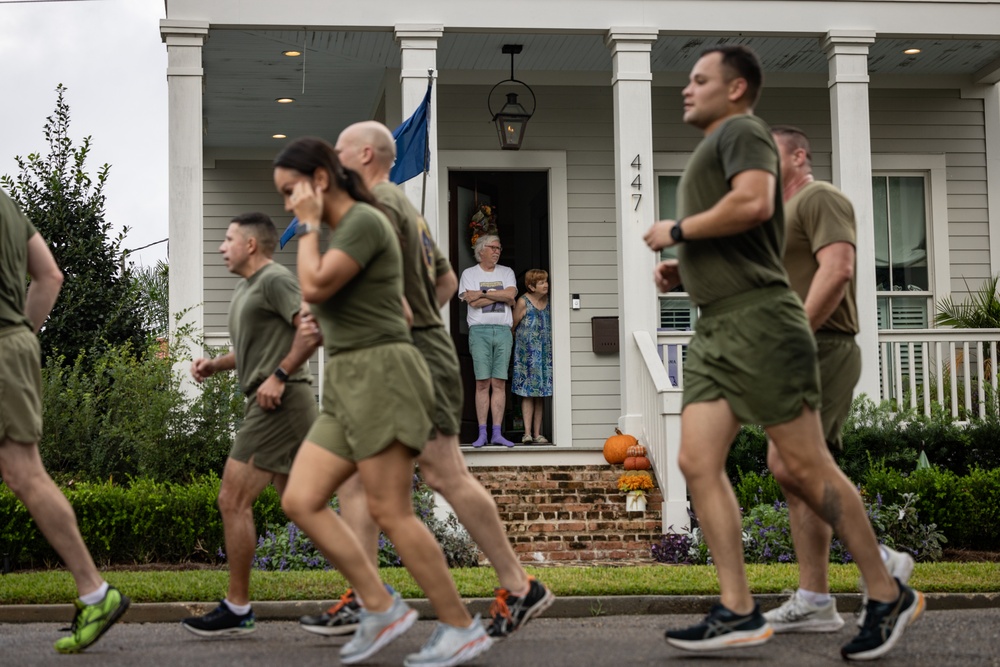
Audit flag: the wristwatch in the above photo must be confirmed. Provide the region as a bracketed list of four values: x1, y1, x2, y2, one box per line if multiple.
[670, 218, 686, 244]
[273, 367, 290, 382]
[296, 222, 320, 236]
[482, 289, 488, 294]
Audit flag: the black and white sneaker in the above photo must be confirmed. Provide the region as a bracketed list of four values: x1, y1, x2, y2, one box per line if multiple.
[181, 601, 255, 637]
[486, 577, 556, 638]
[665, 602, 773, 652]
[841, 580, 924, 661]
[300, 589, 362, 636]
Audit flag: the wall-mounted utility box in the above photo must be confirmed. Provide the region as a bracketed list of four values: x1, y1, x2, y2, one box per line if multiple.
[591, 316, 619, 354]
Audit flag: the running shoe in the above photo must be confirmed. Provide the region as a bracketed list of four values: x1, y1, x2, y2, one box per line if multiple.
[486, 576, 556, 638]
[857, 546, 915, 627]
[764, 590, 845, 633]
[841, 580, 924, 661]
[340, 592, 417, 665]
[181, 601, 255, 637]
[300, 589, 362, 636]
[404, 616, 493, 667]
[665, 602, 773, 652]
[53, 586, 130, 654]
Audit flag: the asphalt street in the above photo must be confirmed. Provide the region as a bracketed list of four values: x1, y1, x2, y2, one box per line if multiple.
[1, 609, 998, 667]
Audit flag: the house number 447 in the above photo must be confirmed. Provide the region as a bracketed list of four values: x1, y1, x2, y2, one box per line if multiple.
[631, 154, 641, 211]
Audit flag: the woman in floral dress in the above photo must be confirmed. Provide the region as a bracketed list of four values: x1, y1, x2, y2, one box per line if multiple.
[512, 269, 552, 443]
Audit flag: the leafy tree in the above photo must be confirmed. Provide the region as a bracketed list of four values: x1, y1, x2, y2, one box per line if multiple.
[131, 259, 169, 340]
[1, 84, 145, 362]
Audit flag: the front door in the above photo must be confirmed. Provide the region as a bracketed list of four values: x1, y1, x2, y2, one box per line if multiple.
[448, 170, 550, 444]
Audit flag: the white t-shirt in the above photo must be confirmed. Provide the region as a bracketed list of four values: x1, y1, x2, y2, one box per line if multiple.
[459, 263, 517, 326]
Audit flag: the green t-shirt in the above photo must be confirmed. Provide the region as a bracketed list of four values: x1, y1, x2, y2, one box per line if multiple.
[313, 202, 411, 355]
[0, 190, 37, 330]
[372, 182, 450, 329]
[677, 114, 788, 306]
[228, 261, 309, 394]
[783, 180, 859, 335]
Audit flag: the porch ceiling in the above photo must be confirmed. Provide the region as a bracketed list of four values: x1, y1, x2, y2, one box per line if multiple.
[202, 29, 1000, 149]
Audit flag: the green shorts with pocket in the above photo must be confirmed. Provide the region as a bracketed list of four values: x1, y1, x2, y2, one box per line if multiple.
[0, 326, 43, 444]
[683, 286, 821, 427]
[307, 342, 434, 462]
[231, 380, 317, 474]
[816, 331, 861, 450]
[468, 324, 513, 380]
[412, 326, 463, 436]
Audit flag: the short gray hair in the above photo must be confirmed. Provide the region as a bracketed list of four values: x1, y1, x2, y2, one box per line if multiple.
[474, 234, 500, 262]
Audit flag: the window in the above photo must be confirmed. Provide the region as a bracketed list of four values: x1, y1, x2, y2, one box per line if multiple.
[656, 174, 696, 331]
[873, 175, 930, 330]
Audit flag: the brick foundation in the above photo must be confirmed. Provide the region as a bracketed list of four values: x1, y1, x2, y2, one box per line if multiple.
[471, 465, 662, 565]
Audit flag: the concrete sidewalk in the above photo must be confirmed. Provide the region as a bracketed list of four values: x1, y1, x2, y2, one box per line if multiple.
[2, 591, 998, 624]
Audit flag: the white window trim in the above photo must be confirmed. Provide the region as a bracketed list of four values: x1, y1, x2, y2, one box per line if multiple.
[871, 154, 950, 323]
[653, 154, 694, 330]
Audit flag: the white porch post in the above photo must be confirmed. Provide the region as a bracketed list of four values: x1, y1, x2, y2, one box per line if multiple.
[605, 28, 658, 432]
[823, 30, 880, 400]
[160, 20, 207, 361]
[395, 25, 441, 241]
[984, 83, 1000, 277]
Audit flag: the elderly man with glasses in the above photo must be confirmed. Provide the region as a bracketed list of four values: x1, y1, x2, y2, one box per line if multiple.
[459, 234, 517, 447]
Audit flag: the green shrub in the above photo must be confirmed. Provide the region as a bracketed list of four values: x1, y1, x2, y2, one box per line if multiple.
[725, 425, 768, 483]
[733, 470, 783, 510]
[0, 475, 284, 569]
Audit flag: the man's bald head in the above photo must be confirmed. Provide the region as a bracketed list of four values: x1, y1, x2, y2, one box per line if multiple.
[337, 121, 396, 175]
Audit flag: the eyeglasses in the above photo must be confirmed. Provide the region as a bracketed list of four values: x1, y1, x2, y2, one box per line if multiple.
[485, 245, 502, 252]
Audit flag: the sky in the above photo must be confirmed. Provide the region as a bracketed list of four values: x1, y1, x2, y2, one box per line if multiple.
[0, 0, 168, 268]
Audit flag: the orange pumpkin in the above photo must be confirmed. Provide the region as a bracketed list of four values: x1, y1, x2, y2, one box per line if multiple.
[626, 444, 646, 458]
[624, 456, 652, 470]
[603, 428, 636, 464]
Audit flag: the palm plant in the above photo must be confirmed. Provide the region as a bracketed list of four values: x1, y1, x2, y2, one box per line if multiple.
[935, 275, 1000, 328]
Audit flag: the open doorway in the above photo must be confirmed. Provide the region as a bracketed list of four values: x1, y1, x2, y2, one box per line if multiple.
[448, 170, 550, 445]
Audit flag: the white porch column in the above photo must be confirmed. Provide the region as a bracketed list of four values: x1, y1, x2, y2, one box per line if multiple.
[984, 83, 1000, 277]
[605, 28, 658, 433]
[160, 20, 207, 359]
[395, 25, 441, 240]
[823, 30, 880, 400]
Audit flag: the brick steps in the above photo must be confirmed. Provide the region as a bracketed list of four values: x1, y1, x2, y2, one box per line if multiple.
[472, 465, 663, 565]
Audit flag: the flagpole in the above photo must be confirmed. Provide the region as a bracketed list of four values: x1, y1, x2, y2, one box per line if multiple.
[420, 69, 433, 217]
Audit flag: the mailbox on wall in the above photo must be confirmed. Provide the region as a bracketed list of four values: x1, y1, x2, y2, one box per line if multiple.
[591, 316, 619, 354]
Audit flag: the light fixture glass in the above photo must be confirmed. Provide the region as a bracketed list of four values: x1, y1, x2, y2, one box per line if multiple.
[282, 50, 302, 57]
[272, 134, 287, 139]
[488, 45, 535, 151]
[275, 98, 295, 104]
[903, 48, 921, 55]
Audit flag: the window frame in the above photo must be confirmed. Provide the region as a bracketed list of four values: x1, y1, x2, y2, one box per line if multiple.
[653, 154, 695, 331]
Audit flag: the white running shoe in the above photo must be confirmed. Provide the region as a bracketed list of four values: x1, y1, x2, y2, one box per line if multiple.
[858, 546, 916, 627]
[764, 591, 845, 633]
[340, 592, 417, 665]
[404, 615, 493, 667]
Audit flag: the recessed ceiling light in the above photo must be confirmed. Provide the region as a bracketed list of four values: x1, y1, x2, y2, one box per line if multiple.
[272, 134, 287, 139]
[275, 98, 295, 104]
[282, 50, 302, 57]
[903, 48, 921, 55]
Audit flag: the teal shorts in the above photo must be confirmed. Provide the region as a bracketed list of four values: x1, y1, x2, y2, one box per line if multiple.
[468, 324, 513, 380]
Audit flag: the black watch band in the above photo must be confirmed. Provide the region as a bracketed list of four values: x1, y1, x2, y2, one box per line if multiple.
[670, 218, 686, 243]
[273, 367, 290, 382]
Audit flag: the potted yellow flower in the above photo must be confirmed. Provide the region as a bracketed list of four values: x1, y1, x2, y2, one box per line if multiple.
[617, 470, 655, 512]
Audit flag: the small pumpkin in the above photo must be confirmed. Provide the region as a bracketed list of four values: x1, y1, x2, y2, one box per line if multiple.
[603, 428, 637, 465]
[624, 455, 652, 471]
[626, 443, 646, 458]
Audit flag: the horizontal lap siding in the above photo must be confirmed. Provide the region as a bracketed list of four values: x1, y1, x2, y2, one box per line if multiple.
[869, 90, 988, 301]
[439, 85, 620, 447]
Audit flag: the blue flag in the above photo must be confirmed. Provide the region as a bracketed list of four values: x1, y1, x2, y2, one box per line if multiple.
[390, 81, 432, 184]
[279, 217, 298, 250]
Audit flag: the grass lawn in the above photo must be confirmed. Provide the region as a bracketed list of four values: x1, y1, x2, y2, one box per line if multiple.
[1, 563, 998, 605]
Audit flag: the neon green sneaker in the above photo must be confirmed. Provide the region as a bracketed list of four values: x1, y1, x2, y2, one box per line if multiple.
[54, 586, 130, 654]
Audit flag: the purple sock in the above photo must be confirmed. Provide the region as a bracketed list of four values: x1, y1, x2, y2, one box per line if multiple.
[472, 425, 488, 448]
[491, 426, 515, 448]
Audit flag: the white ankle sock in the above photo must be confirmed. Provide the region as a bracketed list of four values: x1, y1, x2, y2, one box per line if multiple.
[79, 582, 109, 605]
[224, 599, 252, 616]
[798, 588, 831, 607]
[879, 545, 891, 563]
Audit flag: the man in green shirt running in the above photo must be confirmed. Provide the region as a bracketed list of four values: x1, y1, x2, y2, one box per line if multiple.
[643, 46, 923, 661]
[181, 212, 319, 637]
[0, 189, 129, 653]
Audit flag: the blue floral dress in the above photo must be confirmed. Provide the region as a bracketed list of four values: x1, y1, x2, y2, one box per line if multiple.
[513, 296, 552, 397]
